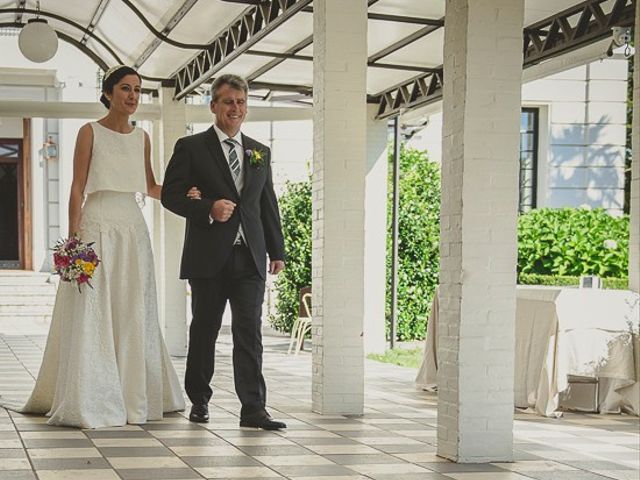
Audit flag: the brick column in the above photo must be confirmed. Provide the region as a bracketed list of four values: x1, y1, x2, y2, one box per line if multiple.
[629, 5, 640, 292]
[364, 105, 388, 354]
[437, 0, 524, 462]
[157, 87, 188, 356]
[312, 0, 367, 414]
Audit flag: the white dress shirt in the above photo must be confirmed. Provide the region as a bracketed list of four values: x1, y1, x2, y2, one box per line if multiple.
[209, 125, 245, 244]
[213, 124, 244, 191]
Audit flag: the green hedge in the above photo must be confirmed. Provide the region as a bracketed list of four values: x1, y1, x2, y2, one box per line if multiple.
[269, 157, 631, 340]
[269, 180, 311, 334]
[518, 208, 629, 278]
[268, 146, 440, 339]
[385, 147, 440, 341]
[518, 273, 628, 290]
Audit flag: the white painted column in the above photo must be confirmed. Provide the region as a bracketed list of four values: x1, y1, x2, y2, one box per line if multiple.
[157, 87, 188, 355]
[364, 105, 388, 354]
[312, 0, 367, 414]
[629, 5, 640, 292]
[437, 0, 524, 462]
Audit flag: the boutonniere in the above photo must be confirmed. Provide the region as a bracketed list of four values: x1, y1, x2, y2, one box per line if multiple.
[245, 148, 265, 168]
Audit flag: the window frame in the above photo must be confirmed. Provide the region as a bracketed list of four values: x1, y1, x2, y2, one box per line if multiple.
[519, 107, 539, 213]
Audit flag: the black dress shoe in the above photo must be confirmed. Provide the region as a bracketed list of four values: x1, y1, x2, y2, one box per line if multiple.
[240, 411, 287, 430]
[189, 404, 209, 423]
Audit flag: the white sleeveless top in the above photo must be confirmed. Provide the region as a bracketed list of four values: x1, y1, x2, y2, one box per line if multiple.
[84, 122, 146, 195]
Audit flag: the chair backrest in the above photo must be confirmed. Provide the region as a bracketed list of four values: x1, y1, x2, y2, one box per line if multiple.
[298, 286, 311, 318]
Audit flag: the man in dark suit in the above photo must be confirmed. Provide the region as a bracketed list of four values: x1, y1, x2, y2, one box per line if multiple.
[161, 74, 286, 430]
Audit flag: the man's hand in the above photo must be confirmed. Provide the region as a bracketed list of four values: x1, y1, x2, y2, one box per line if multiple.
[210, 199, 236, 222]
[269, 260, 285, 275]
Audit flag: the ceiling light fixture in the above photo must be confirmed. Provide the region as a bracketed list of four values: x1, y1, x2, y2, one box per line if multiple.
[18, 0, 58, 63]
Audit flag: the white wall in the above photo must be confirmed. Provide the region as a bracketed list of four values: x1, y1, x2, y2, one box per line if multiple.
[523, 58, 628, 215]
[406, 58, 629, 216]
[0, 34, 102, 271]
[0, 116, 23, 136]
[406, 111, 442, 163]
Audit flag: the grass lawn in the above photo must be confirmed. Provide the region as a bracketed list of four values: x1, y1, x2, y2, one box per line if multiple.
[367, 347, 423, 369]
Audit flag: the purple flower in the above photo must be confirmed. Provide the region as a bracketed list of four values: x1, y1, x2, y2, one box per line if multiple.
[246, 148, 265, 168]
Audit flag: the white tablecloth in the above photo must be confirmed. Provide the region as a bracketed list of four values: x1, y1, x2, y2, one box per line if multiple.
[416, 286, 640, 417]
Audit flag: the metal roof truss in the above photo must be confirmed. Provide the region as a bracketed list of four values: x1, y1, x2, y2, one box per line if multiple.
[373, 0, 635, 119]
[173, 0, 313, 100]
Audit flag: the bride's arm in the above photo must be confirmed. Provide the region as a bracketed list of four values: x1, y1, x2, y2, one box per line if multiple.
[144, 131, 162, 200]
[68, 124, 93, 237]
[144, 130, 201, 201]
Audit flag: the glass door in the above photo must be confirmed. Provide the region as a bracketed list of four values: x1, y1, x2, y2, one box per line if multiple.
[0, 139, 22, 269]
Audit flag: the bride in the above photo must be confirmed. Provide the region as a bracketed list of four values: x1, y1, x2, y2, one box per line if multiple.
[17, 65, 196, 428]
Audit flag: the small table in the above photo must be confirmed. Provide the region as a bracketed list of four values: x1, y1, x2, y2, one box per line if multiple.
[416, 286, 639, 416]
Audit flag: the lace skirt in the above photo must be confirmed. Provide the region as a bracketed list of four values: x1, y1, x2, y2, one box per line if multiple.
[20, 191, 185, 428]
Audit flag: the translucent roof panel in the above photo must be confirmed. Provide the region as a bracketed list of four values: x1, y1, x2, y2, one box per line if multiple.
[0, 0, 626, 110]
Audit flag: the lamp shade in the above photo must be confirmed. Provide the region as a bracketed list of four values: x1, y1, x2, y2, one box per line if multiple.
[18, 18, 58, 63]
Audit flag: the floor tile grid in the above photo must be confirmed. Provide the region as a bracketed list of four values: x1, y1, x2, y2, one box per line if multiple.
[5, 335, 453, 480]
[201, 338, 637, 478]
[210, 354, 452, 478]
[13, 418, 172, 479]
[1, 332, 639, 480]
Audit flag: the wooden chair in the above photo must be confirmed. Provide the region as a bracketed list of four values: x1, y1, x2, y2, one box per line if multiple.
[287, 286, 312, 355]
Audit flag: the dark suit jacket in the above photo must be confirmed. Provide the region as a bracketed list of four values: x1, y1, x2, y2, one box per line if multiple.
[161, 126, 285, 280]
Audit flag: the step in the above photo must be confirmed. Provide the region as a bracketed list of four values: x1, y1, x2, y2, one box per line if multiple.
[0, 304, 54, 315]
[0, 284, 56, 295]
[0, 316, 52, 335]
[0, 295, 56, 306]
[0, 271, 53, 286]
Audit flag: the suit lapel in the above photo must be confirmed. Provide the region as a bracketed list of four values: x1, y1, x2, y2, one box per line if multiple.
[204, 126, 238, 195]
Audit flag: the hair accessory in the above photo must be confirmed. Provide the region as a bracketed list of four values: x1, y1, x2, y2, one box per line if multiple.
[103, 64, 127, 83]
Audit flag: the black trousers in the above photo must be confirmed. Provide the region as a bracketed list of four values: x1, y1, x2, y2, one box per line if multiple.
[185, 244, 266, 417]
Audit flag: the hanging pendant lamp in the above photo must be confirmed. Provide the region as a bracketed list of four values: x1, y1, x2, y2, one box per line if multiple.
[18, 1, 58, 63]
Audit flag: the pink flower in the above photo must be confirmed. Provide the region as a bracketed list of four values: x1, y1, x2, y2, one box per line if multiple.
[54, 255, 71, 268]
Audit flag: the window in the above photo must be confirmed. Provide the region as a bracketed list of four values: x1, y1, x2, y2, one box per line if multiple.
[519, 108, 539, 213]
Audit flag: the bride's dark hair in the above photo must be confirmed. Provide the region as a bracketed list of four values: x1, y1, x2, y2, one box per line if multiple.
[100, 66, 141, 109]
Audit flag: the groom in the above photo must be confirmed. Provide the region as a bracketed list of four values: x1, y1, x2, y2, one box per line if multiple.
[161, 74, 286, 430]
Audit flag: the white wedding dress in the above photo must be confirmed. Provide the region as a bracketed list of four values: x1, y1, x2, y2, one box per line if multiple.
[16, 122, 185, 428]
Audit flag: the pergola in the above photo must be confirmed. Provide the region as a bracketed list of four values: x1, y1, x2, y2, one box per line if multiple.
[0, 0, 638, 463]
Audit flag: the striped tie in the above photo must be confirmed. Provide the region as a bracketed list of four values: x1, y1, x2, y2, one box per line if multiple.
[223, 139, 241, 184]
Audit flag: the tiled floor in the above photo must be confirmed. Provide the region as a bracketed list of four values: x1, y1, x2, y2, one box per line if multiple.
[0, 328, 638, 480]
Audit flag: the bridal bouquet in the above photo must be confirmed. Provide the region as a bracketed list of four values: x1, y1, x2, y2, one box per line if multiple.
[52, 236, 100, 292]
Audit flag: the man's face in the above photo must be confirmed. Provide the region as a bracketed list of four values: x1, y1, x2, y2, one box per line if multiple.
[210, 84, 247, 136]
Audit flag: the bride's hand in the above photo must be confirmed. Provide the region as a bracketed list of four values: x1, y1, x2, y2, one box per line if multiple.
[187, 186, 202, 200]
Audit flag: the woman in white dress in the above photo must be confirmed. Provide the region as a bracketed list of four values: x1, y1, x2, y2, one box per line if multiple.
[18, 65, 193, 428]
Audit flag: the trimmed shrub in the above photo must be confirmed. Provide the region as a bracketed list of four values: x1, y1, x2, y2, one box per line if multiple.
[269, 179, 312, 334]
[385, 146, 440, 341]
[270, 159, 630, 340]
[518, 273, 628, 290]
[517, 208, 629, 278]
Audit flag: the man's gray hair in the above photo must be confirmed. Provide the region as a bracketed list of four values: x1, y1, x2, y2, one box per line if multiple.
[210, 74, 249, 101]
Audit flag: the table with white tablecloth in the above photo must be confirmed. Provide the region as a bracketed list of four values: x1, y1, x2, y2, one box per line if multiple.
[416, 286, 639, 417]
